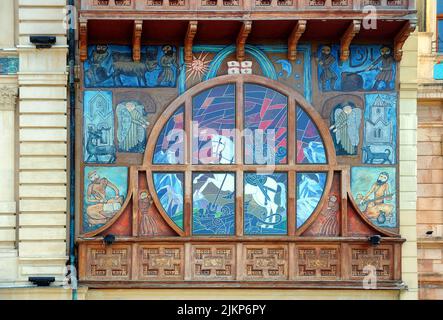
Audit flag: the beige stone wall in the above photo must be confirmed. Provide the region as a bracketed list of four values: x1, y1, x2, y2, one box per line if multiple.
[416, 0, 443, 301]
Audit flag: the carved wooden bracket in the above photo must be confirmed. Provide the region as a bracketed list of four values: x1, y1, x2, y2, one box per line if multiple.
[0, 86, 18, 111]
[288, 20, 307, 61]
[185, 21, 198, 64]
[132, 20, 143, 62]
[236, 21, 252, 62]
[394, 20, 417, 62]
[79, 18, 88, 62]
[340, 20, 361, 61]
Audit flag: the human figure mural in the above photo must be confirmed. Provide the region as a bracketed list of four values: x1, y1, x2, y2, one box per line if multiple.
[116, 101, 150, 153]
[351, 167, 396, 228]
[84, 45, 178, 88]
[329, 102, 362, 156]
[317, 45, 396, 92]
[83, 167, 128, 232]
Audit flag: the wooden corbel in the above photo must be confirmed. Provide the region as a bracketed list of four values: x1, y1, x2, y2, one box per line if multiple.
[340, 20, 361, 61]
[394, 20, 417, 62]
[288, 20, 307, 61]
[236, 21, 252, 62]
[79, 18, 88, 62]
[185, 21, 198, 64]
[132, 20, 143, 62]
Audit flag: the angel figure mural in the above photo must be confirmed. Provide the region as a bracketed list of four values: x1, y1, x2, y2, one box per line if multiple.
[117, 101, 150, 153]
[329, 103, 362, 156]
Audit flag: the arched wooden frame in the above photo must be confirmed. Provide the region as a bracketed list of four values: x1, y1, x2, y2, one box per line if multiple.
[144, 74, 338, 238]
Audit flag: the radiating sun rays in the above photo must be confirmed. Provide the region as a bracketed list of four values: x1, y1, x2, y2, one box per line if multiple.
[186, 52, 211, 82]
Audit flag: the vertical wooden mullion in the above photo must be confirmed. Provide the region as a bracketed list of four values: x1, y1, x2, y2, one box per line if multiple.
[341, 168, 349, 237]
[131, 167, 139, 237]
[288, 95, 296, 236]
[236, 79, 244, 236]
[184, 96, 193, 237]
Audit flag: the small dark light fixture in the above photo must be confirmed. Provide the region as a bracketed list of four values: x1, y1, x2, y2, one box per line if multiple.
[426, 230, 434, 236]
[368, 235, 382, 246]
[103, 234, 116, 246]
[28, 277, 55, 287]
[30, 36, 56, 49]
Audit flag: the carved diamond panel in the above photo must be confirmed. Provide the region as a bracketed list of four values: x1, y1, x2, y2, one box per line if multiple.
[138, 245, 184, 280]
[350, 245, 393, 280]
[243, 245, 288, 280]
[296, 246, 340, 279]
[86, 244, 131, 280]
[192, 245, 236, 280]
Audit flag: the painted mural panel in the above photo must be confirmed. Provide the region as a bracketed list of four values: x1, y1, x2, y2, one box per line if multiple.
[83, 91, 116, 163]
[317, 45, 396, 92]
[192, 172, 235, 235]
[363, 93, 397, 164]
[0, 57, 19, 74]
[351, 167, 396, 228]
[244, 84, 288, 165]
[116, 101, 149, 153]
[297, 107, 326, 163]
[244, 173, 287, 235]
[153, 106, 185, 164]
[153, 173, 184, 230]
[83, 166, 128, 233]
[297, 172, 327, 228]
[192, 84, 236, 165]
[329, 101, 362, 156]
[180, 44, 310, 101]
[84, 45, 178, 88]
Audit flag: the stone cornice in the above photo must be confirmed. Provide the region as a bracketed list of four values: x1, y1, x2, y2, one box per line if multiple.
[0, 86, 18, 111]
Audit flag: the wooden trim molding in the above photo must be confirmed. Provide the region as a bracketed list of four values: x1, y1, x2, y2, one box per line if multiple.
[184, 21, 198, 64]
[79, 18, 88, 62]
[394, 20, 417, 62]
[236, 21, 252, 62]
[132, 20, 143, 62]
[340, 20, 361, 62]
[288, 20, 307, 62]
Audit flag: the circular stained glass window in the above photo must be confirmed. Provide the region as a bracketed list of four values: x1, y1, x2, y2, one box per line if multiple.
[146, 75, 336, 237]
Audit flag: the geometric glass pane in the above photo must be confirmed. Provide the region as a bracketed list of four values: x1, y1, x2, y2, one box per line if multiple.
[153, 106, 184, 164]
[297, 172, 327, 228]
[153, 172, 184, 230]
[244, 172, 287, 235]
[297, 106, 327, 164]
[244, 83, 288, 165]
[192, 84, 236, 164]
[192, 172, 235, 235]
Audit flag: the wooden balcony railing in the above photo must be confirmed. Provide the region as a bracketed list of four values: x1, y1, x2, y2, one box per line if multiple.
[81, 0, 415, 11]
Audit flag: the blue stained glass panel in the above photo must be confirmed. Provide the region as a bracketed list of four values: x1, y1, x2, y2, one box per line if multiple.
[192, 172, 235, 235]
[153, 172, 184, 230]
[439, 20, 443, 53]
[244, 84, 288, 165]
[438, 1, 443, 14]
[153, 106, 184, 164]
[244, 173, 287, 235]
[297, 172, 327, 228]
[297, 107, 326, 164]
[192, 84, 236, 164]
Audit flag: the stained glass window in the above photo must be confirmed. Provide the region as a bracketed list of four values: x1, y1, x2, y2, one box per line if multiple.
[153, 172, 184, 230]
[192, 172, 236, 235]
[153, 106, 184, 164]
[244, 84, 288, 165]
[297, 172, 327, 228]
[297, 107, 326, 163]
[244, 173, 287, 235]
[192, 84, 236, 164]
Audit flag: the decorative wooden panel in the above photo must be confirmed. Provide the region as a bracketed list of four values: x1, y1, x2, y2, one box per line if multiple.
[137, 244, 184, 280]
[243, 245, 288, 280]
[350, 245, 393, 280]
[84, 244, 131, 281]
[295, 245, 340, 279]
[191, 244, 236, 280]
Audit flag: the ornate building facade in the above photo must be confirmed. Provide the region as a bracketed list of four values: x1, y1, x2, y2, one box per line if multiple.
[0, 0, 422, 300]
